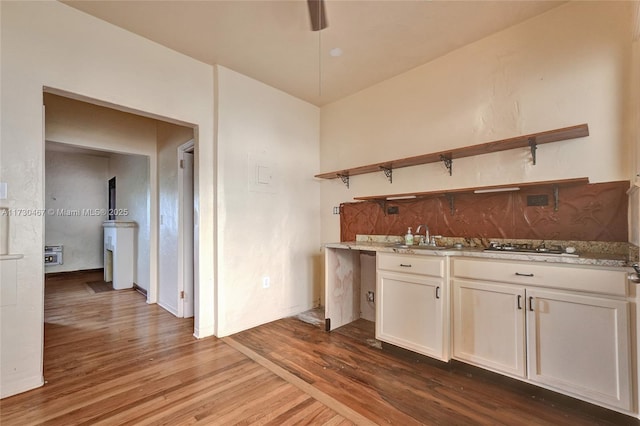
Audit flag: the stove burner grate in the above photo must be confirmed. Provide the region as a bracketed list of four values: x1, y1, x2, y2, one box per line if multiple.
[484, 242, 566, 255]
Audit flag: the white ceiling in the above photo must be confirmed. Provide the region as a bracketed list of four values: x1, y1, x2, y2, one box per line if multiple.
[62, 0, 565, 106]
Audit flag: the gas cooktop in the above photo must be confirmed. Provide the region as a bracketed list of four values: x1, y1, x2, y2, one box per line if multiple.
[484, 242, 577, 256]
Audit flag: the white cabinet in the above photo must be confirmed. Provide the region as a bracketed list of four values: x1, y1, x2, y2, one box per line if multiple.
[452, 279, 525, 377]
[103, 221, 136, 290]
[451, 258, 632, 412]
[526, 288, 631, 411]
[376, 253, 449, 361]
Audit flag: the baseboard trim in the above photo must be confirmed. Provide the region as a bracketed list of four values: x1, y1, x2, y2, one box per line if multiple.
[132, 283, 147, 297]
[0, 374, 44, 399]
[45, 268, 103, 278]
[158, 301, 179, 317]
[194, 325, 216, 339]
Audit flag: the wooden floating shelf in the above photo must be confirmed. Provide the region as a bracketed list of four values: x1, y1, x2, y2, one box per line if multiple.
[353, 177, 590, 201]
[315, 124, 589, 184]
[353, 177, 590, 213]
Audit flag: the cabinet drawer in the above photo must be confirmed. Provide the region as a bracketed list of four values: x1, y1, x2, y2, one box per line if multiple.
[377, 253, 444, 277]
[452, 258, 627, 297]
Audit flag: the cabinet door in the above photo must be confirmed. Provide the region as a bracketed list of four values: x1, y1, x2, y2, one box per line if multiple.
[376, 271, 444, 360]
[452, 279, 526, 378]
[526, 288, 631, 411]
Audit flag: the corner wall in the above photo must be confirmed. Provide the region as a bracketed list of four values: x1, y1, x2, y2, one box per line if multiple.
[215, 66, 321, 336]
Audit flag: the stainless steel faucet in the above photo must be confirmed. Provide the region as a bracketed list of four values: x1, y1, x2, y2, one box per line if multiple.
[416, 224, 429, 245]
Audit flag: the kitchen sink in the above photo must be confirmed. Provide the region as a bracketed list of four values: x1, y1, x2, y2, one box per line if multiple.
[387, 243, 449, 250]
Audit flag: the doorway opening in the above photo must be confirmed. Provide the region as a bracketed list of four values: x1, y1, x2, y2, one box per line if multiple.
[43, 90, 198, 326]
[108, 177, 116, 220]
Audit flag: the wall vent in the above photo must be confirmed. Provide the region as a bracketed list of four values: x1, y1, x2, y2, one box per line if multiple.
[44, 245, 63, 266]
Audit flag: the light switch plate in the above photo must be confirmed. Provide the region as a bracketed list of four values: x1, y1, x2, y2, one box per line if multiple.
[248, 152, 277, 194]
[0, 183, 7, 200]
[257, 165, 272, 184]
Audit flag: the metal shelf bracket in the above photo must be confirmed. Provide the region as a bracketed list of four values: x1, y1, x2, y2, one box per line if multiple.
[529, 137, 537, 165]
[553, 184, 559, 211]
[337, 174, 350, 189]
[379, 166, 393, 184]
[440, 155, 453, 176]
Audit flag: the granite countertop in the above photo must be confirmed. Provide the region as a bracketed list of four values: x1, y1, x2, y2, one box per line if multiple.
[324, 240, 632, 269]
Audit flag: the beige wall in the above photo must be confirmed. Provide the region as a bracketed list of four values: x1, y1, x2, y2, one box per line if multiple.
[44, 150, 109, 273]
[320, 2, 635, 243]
[45, 94, 158, 156]
[215, 66, 321, 336]
[0, 0, 214, 398]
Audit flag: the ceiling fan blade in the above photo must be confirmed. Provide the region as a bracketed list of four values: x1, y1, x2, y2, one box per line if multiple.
[307, 0, 328, 31]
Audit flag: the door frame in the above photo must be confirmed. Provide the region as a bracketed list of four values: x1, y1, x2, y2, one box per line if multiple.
[177, 139, 195, 318]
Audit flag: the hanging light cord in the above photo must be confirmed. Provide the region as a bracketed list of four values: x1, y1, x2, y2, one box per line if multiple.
[318, 25, 323, 97]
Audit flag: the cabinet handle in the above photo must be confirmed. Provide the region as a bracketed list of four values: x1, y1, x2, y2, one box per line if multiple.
[435, 286, 440, 299]
[515, 272, 534, 277]
[528, 297, 534, 311]
[517, 295, 522, 310]
[400, 264, 412, 268]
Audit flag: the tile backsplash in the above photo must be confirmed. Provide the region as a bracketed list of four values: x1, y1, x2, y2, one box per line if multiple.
[340, 180, 629, 243]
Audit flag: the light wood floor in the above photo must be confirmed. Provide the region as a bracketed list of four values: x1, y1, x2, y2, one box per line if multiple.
[0, 271, 353, 425]
[1, 270, 638, 425]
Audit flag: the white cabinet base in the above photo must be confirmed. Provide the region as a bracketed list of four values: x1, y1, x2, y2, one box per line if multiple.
[376, 253, 448, 361]
[452, 257, 634, 415]
[452, 279, 525, 378]
[377, 271, 444, 360]
[103, 221, 136, 290]
[527, 288, 632, 411]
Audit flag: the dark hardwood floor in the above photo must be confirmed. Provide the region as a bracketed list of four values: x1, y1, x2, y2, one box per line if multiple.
[1, 270, 638, 425]
[233, 315, 640, 425]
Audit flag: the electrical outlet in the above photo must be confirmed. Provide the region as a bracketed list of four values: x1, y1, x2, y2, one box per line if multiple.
[262, 276, 270, 289]
[527, 194, 549, 207]
[366, 291, 375, 302]
[387, 206, 399, 215]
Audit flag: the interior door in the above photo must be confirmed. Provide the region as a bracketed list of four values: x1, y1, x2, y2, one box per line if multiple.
[182, 152, 194, 318]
